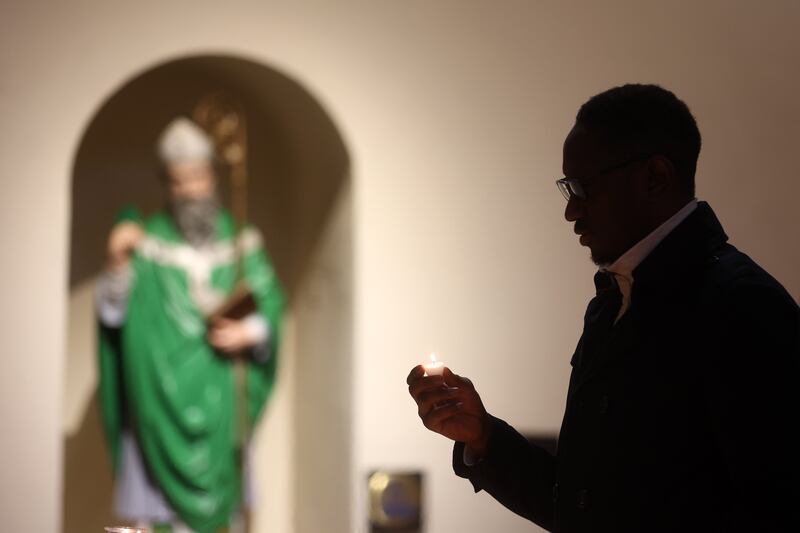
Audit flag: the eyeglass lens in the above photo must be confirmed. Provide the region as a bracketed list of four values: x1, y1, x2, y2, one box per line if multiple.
[558, 180, 585, 201]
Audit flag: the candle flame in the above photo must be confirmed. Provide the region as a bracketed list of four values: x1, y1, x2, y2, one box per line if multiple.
[429, 353, 438, 363]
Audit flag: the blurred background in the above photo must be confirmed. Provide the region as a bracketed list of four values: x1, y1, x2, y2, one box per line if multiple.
[0, 1, 798, 532]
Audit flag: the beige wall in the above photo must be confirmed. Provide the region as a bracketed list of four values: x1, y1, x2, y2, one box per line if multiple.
[1, 1, 798, 533]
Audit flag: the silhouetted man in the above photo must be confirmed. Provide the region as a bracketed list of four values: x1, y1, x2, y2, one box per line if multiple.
[408, 84, 799, 532]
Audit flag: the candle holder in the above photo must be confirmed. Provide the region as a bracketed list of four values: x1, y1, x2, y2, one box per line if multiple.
[422, 353, 444, 377]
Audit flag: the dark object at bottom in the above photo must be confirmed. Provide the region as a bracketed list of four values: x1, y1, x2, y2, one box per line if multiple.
[368, 471, 423, 532]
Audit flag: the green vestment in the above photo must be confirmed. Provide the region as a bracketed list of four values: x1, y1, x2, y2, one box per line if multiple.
[98, 209, 285, 532]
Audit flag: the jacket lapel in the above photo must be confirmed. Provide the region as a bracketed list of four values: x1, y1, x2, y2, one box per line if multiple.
[567, 202, 729, 396]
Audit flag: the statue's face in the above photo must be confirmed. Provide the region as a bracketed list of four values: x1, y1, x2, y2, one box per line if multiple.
[166, 160, 216, 201]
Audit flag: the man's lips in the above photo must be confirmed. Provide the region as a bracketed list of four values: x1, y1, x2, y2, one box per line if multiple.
[574, 226, 590, 246]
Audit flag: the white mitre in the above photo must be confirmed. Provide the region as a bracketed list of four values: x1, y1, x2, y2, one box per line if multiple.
[157, 117, 213, 163]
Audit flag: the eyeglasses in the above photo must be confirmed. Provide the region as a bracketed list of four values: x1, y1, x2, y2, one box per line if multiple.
[556, 155, 652, 201]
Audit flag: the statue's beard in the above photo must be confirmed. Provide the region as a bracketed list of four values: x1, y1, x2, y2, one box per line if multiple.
[169, 196, 220, 247]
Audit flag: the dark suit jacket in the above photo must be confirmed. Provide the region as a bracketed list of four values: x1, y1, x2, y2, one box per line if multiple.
[453, 202, 800, 532]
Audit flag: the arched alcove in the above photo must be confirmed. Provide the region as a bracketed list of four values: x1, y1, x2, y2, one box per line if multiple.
[64, 55, 353, 533]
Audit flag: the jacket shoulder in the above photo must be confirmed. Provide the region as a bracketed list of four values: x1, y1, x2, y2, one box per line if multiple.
[703, 243, 795, 307]
[700, 243, 798, 359]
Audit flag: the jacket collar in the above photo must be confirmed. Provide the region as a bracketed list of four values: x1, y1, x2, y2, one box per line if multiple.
[632, 201, 729, 292]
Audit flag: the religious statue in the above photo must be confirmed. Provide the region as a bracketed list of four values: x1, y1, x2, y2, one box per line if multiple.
[96, 108, 285, 533]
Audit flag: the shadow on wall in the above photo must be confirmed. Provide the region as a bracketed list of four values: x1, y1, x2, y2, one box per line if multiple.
[63, 391, 116, 532]
[64, 54, 352, 533]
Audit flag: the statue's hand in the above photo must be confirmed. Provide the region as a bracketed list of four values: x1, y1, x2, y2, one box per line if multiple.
[208, 318, 257, 356]
[107, 221, 144, 270]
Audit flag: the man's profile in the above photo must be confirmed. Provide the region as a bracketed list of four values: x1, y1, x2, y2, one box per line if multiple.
[408, 84, 799, 532]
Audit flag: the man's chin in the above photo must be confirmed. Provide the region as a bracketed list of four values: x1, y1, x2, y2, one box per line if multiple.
[589, 247, 616, 267]
[578, 234, 617, 266]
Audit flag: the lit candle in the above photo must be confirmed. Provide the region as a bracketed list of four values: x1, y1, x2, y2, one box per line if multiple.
[423, 353, 445, 376]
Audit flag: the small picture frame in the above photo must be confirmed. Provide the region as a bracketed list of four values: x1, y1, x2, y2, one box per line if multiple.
[368, 470, 423, 532]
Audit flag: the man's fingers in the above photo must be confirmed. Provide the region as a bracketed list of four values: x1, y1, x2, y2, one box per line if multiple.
[443, 367, 473, 389]
[416, 387, 459, 417]
[423, 401, 465, 430]
[406, 365, 425, 385]
[408, 374, 446, 399]
[443, 367, 459, 386]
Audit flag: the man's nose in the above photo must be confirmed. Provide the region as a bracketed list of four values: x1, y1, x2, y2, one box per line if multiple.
[564, 195, 585, 222]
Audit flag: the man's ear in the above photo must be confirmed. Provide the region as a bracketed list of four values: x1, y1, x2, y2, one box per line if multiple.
[646, 155, 676, 198]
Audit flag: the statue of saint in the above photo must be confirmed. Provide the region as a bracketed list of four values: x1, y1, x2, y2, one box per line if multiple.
[96, 117, 285, 533]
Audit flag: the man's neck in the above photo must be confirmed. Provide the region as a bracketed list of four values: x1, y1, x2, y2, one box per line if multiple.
[603, 198, 698, 276]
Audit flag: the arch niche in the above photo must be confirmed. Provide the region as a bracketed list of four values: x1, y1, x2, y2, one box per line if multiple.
[64, 55, 353, 533]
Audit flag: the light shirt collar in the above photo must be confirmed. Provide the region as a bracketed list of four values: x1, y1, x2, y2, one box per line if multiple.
[603, 199, 698, 278]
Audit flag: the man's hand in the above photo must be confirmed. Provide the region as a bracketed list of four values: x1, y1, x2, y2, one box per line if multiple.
[208, 318, 258, 356]
[407, 365, 492, 457]
[107, 221, 144, 270]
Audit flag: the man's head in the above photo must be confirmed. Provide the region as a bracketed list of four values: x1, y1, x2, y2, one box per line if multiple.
[561, 83, 701, 265]
[157, 117, 220, 247]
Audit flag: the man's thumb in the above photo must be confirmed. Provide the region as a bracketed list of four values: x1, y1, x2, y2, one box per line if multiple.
[442, 367, 460, 387]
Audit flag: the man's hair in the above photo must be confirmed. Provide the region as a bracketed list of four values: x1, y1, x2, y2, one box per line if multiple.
[576, 84, 701, 197]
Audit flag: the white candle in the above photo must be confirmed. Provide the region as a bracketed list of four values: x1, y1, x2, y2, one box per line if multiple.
[423, 353, 445, 376]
